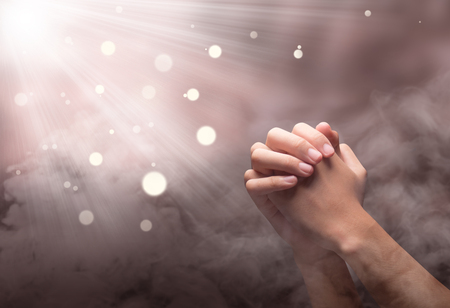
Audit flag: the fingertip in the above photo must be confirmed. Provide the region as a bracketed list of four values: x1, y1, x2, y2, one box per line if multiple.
[322, 143, 335, 157]
[283, 175, 298, 185]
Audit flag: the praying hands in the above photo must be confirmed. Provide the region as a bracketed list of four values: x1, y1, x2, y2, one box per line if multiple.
[245, 122, 450, 308]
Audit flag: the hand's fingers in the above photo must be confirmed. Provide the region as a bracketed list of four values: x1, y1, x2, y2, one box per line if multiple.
[315, 122, 340, 157]
[339, 144, 367, 182]
[266, 127, 323, 165]
[245, 173, 298, 196]
[252, 148, 313, 177]
[250, 142, 274, 175]
[292, 122, 335, 158]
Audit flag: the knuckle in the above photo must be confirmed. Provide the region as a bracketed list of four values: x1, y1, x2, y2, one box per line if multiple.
[293, 137, 307, 151]
[244, 169, 254, 182]
[312, 131, 326, 144]
[293, 122, 308, 132]
[267, 127, 280, 139]
[250, 148, 264, 164]
[250, 142, 264, 154]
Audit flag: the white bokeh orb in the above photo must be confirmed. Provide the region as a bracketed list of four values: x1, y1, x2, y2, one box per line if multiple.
[116, 6, 123, 13]
[294, 49, 303, 59]
[208, 45, 222, 58]
[365, 10, 371, 17]
[95, 85, 105, 94]
[187, 88, 200, 101]
[89, 152, 103, 166]
[14, 93, 28, 106]
[133, 125, 141, 134]
[79, 210, 94, 225]
[142, 171, 167, 196]
[101, 41, 116, 55]
[155, 54, 173, 72]
[250, 31, 258, 39]
[197, 126, 216, 146]
[64, 181, 71, 188]
[140, 220, 153, 232]
[142, 85, 156, 99]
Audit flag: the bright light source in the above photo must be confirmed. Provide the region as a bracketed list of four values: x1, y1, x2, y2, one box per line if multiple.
[1, 4, 48, 44]
[365, 10, 371, 17]
[250, 31, 258, 39]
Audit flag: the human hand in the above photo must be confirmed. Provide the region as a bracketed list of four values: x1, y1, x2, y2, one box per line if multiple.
[268, 142, 368, 254]
[245, 122, 344, 264]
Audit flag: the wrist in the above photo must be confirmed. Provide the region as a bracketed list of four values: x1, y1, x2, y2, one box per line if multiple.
[332, 203, 377, 257]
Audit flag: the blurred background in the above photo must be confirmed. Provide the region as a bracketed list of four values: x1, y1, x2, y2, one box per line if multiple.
[1, 0, 450, 307]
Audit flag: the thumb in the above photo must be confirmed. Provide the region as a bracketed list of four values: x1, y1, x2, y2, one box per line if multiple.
[339, 143, 367, 182]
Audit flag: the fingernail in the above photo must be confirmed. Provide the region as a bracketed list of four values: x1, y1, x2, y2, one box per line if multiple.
[283, 175, 297, 184]
[323, 143, 335, 156]
[299, 163, 313, 174]
[307, 148, 322, 163]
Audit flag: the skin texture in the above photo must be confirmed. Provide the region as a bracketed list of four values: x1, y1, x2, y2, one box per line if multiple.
[245, 122, 362, 307]
[246, 122, 450, 308]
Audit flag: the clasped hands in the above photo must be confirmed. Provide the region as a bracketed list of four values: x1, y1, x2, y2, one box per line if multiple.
[245, 122, 369, 264]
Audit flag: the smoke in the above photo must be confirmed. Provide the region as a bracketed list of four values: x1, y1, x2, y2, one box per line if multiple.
[353, 73, 450, 285]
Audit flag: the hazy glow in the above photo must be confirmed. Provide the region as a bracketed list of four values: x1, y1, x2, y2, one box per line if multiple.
[148, 122, 154, 128]
[95, 85, 105, 94]
[65, 100, 70, 105]
[187, 88, 200, 101]
[142, 85, 156, 99]
[191, 24, 195, 28]
[52, 144, 57, 149]
[42, 145, 48, 150]
[142, 171, 167, 196]
[294, 49, 303, 59]
[297, 45, 302, 49]
[79, 210, 94, 225]
[140, 220, 153, 232]
[73, 186, 79, 191]
[89, 152, 103, 166]
[365, 10, 371, 17]
[133, 125, 141, 133]
[60, 92, 66, 97]
[250, 31, 258, 39]
[151, 162, 156, 167]
[109, 129, 114, 134]
[2, 4, 48, 44]
[14, 93, 28, 106]
[64, 181, 71, 188]
[16, 170, 21, 175]
[155, 54, 173, 72]
[197, 126, 216, 146]
[116, 6, 123, 13]
[101, 41, 116, 56]
[208, 45, 222, 58]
